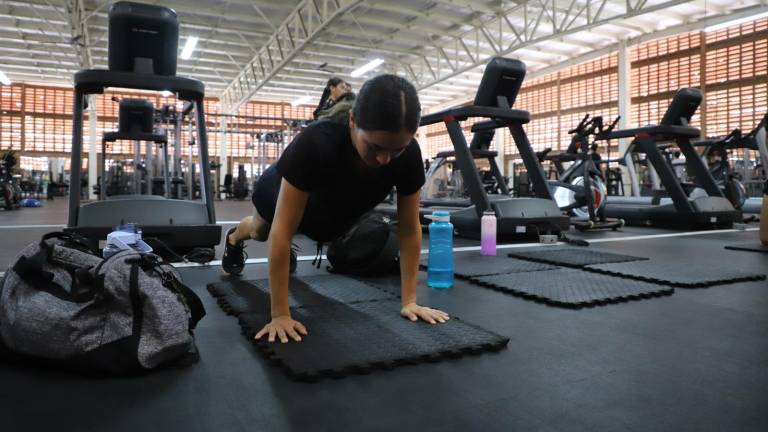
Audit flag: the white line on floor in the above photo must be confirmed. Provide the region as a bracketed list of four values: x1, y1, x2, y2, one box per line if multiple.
[0, 224, 65, 229]
[585, 227, 759, 243]
[0, 221, 242, 229]
[170, 227, 761, 269]
[172, 255, 324, 268]
[0, 226, 759, 276]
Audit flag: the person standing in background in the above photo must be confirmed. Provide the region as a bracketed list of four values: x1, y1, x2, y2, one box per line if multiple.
[313, 78, 353, 121]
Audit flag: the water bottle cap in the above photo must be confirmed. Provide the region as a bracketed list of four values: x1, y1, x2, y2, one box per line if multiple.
[425, 210, 450, 222]
[483, 210, 496, 215]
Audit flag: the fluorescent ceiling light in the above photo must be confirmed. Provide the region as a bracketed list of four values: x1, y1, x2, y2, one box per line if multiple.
[180, 36, 199, 60]
[290, 95, 312, 107]
[350, 58, 385, 78]
[705, 11, 768, 32]
[0, 70, 10, 86]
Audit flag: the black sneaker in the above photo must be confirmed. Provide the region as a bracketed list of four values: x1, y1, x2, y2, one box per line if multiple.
[290, 243, 299, 273]
[222, 228, 247, 275]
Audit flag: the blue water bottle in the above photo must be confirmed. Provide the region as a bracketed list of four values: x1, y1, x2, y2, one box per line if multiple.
[427, 210, 454, 289]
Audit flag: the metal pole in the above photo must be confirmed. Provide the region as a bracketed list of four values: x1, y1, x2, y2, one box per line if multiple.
[648, 163, 661, 191]
[173, 112, 182, 198]
[260, 134, 266, 175]
[145, 141, 153, 195]
[187, 110, 194, 199]
[625, 150, 640, 197]
[742, 148, 749, 184]
[219, 115, 228, 200]
[617, 40, 634, 196]
[285, 123, 292, 155]
[508, 123, 555, 201]
[100, 138, 106, 200]
[134, 140, 141, 194]
[494, 129, 505, 181]
[68, 91, 84, 227]
[195, 98, 217, 224]
[282, 130, 286, 155]
[250, 136, 255, 182]
[757, 123, 768, 179]
[163, 141, 170, 198]
[87, 95, 97, 200]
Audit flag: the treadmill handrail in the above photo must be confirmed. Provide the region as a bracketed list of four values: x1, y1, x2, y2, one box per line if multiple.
[598, 125, 700, 140]
[420, 106, 530, 126]
[103, 131, 168, 143]
[435, 149, 499, 159]
[74, 69, 204, 100]
[471, 119, 505, 132]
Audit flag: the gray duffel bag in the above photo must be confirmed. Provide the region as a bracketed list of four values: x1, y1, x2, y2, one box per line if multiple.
[0, 232, 205, 374]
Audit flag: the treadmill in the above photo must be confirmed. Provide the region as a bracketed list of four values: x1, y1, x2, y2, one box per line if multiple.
[420, 126, 505, 209]
[599, 88, 741, 228]
[66, 2, 221, 254]
[417, 57, 570, 240]
[700, 113, 767, 214]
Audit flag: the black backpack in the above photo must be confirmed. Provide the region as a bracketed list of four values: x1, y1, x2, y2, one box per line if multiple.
[326, 212, 399, 276]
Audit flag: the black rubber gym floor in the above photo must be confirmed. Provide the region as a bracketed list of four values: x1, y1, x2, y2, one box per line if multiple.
[1, 200, 767, 431]
[725, 242, 768, 254]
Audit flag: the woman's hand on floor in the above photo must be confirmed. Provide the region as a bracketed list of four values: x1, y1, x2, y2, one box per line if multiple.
[255, 315, 308, 343]
[400, 303, 450, 324]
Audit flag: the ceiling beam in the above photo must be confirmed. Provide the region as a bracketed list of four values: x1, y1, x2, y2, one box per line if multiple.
[429, 0, 501, 15]
[387, 0, 695, 91]
[65, 0, 92, 68]
[220, 0, 365, 113]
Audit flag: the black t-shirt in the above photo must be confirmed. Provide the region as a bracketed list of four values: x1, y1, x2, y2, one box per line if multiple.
[274, 121, 425, 240]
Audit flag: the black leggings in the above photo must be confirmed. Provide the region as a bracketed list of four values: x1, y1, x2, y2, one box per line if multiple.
[251, 165, 346, 243]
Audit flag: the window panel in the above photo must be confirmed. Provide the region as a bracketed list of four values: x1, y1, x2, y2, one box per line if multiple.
[705, 17, 768, 44]
[632, 33, 701, 62]
[20, 156, 49, 172]
[706, 83, 768, 137]
[0, 85, 23, 112]
[24, 116, 72, 153]
[0, 114, 22, 150]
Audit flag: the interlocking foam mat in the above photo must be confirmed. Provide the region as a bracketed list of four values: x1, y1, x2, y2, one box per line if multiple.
[471, 268, 674, 308]
[585, 261, 766, 288]
[421, 253, 558, 278]
[506, 248, 648, 268]
[724, 243, 768, 254]
[207, 275, 394, 315]
[207, 275, 509, 382]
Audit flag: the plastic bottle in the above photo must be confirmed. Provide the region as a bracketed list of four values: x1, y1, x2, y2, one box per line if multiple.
[760, 180, 768, 246]
[427, 210, 454, 289]
[481, 210, 497, 256]
[102, 243, 122, 259]
[103, 223, 152, 258]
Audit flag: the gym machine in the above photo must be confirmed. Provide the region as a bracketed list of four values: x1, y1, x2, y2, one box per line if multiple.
[418, 57, 570, 239]
[67, 1, 221, 255]
[598, 88, 741, 228]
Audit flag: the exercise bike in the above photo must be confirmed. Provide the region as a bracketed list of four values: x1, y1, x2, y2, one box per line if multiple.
[538, 114, 624, 231]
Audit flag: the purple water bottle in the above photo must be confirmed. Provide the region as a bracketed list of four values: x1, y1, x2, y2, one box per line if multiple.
[481, 210, 497, 256]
